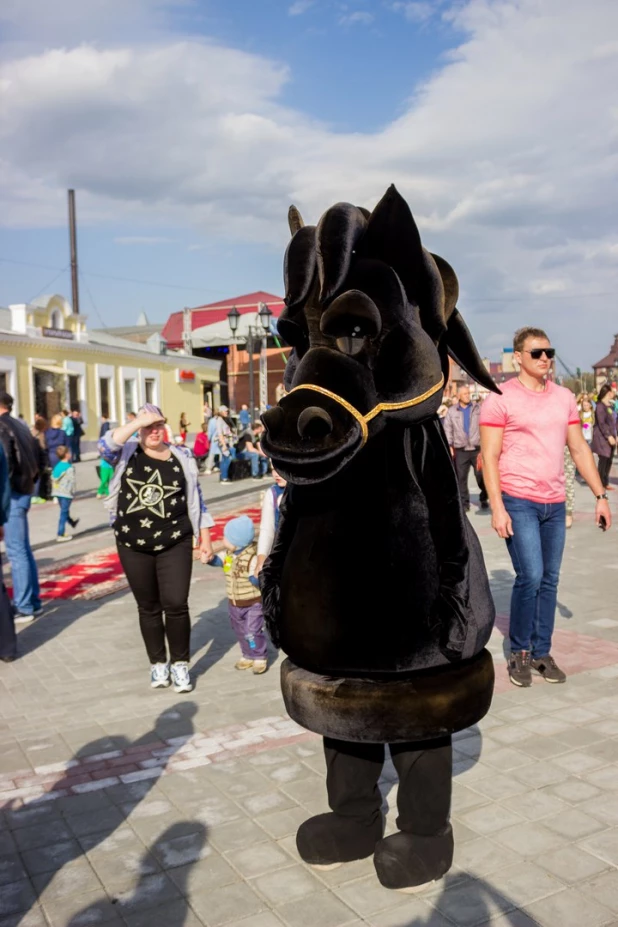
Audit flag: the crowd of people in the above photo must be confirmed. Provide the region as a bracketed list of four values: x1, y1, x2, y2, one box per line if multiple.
[441, 380, 617, 528]
[0, 391, 287, 677]
[0, 340, 615, 690]
[199, 405, 270, 482]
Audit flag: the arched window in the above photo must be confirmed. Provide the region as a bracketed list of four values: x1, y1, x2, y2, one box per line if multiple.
[50, 308, 63, 330]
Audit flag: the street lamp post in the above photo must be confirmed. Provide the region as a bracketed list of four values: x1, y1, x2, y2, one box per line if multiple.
[227, 304, 273, 420]
[257, 302, 272, 414]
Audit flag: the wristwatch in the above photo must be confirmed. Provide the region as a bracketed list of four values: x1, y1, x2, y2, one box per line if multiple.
[596, 493, 609, 500]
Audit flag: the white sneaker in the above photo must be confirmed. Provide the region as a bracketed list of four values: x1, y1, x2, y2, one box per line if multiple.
[14, 612, 36, 624]
[56, 535, 73, 542]
[150, 663, 171, 688]
[170, 661, 192, 693]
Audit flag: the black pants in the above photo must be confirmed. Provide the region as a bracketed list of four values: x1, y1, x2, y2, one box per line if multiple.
[118, 537, 193, 663]
[0, 552, 16, 661]
[324, 736, 452, 835]
[598, 449, 615, 488]
[454, 447, 487, 508]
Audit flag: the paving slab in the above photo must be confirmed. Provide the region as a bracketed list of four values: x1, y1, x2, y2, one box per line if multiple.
[1, 474, 618, 924]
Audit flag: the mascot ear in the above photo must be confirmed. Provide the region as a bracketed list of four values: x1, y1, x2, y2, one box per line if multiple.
[429, 249, 500, 393]
[447, 309, 501, 394]
[288, 205, 305, 235]
[316, 203, 367, 305]
[284, 226, 317, 313]
[361, 185, 446, 342]
[430, 253, 459, 321]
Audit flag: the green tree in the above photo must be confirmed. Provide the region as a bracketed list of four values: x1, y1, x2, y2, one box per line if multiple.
[561, 372, 595, 394]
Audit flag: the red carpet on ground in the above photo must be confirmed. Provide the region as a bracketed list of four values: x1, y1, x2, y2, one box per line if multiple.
[9, 506, 263, 602]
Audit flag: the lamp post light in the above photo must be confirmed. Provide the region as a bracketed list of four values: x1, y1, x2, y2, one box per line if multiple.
[227, 303, 273, 421]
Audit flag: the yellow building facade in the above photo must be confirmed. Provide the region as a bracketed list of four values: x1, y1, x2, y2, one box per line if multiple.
[0, 295, 220, 449]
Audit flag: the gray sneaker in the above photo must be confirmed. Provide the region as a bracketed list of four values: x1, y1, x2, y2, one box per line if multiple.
[508, 650, 532, 687]
[531, 655, 566, 684]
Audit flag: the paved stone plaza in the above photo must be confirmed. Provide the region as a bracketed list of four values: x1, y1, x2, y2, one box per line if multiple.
[2, 469, 618, 927]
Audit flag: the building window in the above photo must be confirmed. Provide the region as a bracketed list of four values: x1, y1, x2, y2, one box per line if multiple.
[124, 379, 137, 417]
[50, 309, 63, 330]
[34, 369, 64, 420]
[68, 375, 80, 412]
[0, 373, 6, 394]
[100, 378, 111, 419]
[144, 378, 155, 405]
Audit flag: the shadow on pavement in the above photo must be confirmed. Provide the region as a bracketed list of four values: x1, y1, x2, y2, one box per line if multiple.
[67, 822, 209, 927]
[189, 597, 237, 682]
[189, 596, 277, 682]
[13, 590, 122, 659]
[10, 702, 197, 923]
[415, 875, 537, 926]
[376, 726, 535, 924]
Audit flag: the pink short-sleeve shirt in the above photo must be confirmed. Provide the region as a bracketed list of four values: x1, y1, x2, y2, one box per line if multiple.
[480, 379, 580, 503]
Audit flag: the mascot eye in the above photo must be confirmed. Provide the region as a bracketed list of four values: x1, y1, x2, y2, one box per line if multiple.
[336, 328, 366, 356]
[321, 290, 381, 354]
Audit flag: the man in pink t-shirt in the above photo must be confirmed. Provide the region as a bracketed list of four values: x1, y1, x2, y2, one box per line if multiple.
[480, 327, 611, 688]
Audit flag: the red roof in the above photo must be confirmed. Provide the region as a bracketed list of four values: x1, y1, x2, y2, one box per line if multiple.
[163, 290, 285, 348]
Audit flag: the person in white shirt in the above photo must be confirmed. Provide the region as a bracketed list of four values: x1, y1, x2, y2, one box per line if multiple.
[255, 469, 286, 576]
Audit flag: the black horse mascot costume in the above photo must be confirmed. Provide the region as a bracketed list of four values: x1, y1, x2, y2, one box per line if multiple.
[260, 185, 499, 892]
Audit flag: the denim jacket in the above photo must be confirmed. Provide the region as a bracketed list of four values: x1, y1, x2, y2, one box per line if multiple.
[99, 431, 215, 538]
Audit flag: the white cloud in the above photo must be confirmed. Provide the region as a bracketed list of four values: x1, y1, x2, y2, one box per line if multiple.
[288, 0, 316, 14]
[0, 0, 188, 45]
[530, 279, 569, 295]
[389, 2, 437, 24]
[339, 11, 375, 26]
[1, 0, 618, 364]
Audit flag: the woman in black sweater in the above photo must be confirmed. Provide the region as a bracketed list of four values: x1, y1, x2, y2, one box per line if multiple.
[592, 384, 617, 490]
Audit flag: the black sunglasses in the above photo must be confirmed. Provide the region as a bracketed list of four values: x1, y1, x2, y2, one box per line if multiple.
[525, 348, 555, 360]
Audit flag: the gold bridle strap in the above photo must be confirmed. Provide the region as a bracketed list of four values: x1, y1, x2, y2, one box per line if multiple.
[288, 375, 444, 447]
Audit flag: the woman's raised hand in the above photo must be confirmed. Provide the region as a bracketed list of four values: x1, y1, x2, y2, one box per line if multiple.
[135, 409, 165, 429]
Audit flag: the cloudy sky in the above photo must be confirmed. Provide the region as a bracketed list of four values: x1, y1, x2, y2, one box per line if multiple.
[1, 0, 617, 368]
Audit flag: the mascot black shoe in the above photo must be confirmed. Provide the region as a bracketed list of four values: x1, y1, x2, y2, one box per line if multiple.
[260, 185, 498, 892]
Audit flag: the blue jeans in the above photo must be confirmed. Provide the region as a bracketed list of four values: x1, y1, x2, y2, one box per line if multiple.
[237, 450, 268, 478]
[4, 492, 41, 615]
[58, 497, 77, 536]
[219, 449, 236, 481]
[503, 493, 566, 658]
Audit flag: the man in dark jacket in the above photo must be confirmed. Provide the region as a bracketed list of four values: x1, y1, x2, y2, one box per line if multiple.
[443, 385, 488, 511]
[71, 409, 84, 462]
[0, 393, 42, 621]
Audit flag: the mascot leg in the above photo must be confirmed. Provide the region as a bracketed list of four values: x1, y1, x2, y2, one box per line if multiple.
[373, 736, 453, 891]
[296, 737, 385, 868]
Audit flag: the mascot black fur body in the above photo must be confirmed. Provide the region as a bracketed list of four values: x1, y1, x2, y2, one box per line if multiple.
[260, 186, 498, 891]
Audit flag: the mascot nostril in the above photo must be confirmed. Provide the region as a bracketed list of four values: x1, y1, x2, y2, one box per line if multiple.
[261, 185, 499, 893]
[297, 406, 333, 440]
